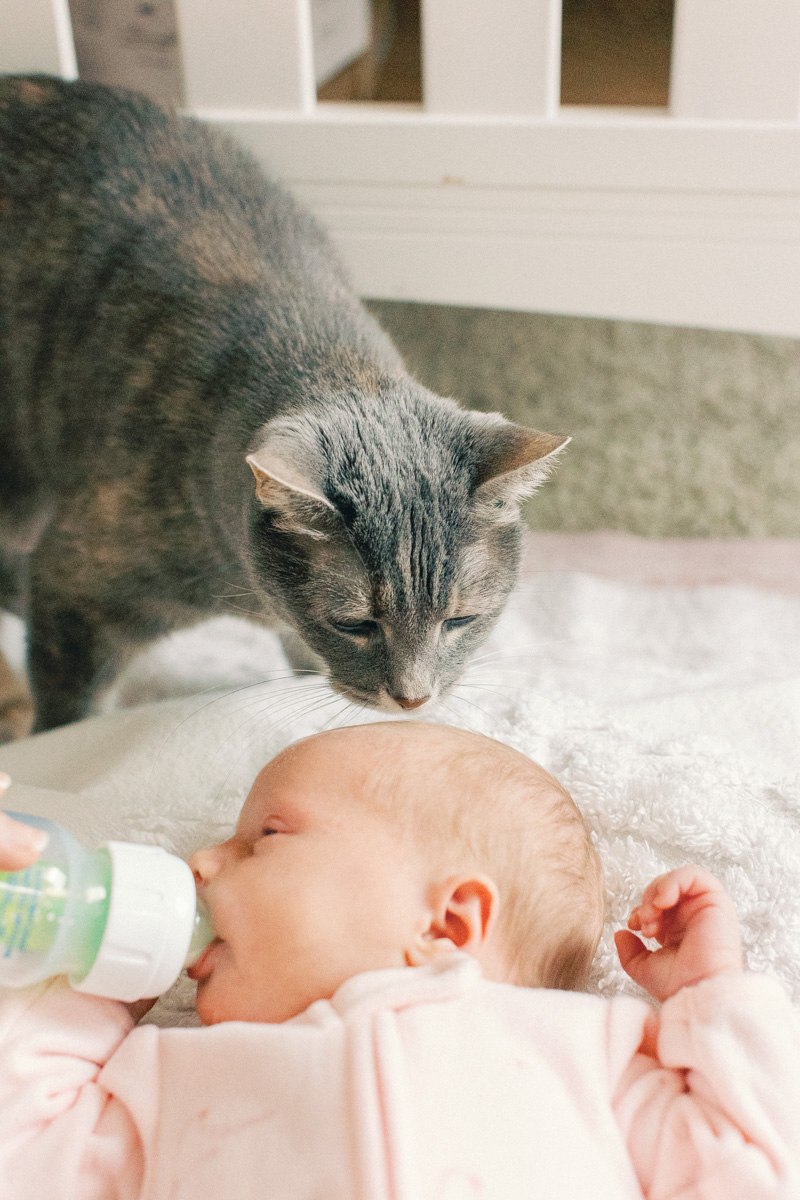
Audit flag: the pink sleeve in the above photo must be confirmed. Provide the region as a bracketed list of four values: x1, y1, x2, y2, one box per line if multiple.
[613, 973, 800, 1198]
[0, 978, 144, 1199]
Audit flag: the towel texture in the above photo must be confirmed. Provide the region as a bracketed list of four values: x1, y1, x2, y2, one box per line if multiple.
[1, 565, 799, 1026]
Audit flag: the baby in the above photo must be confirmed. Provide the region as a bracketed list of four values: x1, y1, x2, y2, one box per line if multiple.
[0, 723, 798, 1200]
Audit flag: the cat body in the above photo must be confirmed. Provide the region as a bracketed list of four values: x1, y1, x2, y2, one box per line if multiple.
[0, 76, 566, 735]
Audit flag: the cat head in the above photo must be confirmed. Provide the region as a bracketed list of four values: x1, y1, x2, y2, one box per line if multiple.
[245, 381, 568, 712]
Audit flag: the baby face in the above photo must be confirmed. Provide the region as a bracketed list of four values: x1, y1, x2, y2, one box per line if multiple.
[187, 729, 433, 1024]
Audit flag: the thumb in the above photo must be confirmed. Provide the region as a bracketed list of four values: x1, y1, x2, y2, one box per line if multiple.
[615, 929, 652, 985]
[0, 809, 49, 871]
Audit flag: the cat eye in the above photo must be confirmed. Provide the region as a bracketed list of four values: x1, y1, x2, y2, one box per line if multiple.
[333, 620, 379, 638]
[443, 615, 477, 631]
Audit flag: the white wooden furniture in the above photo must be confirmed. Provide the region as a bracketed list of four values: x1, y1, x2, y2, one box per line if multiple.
[5, 0, 800, 336]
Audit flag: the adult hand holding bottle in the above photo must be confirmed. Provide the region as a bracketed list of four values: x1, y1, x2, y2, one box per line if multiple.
[0, 772, 210, 1022]
[0, 774, 158, 1021]
[0, 774, 48, 870]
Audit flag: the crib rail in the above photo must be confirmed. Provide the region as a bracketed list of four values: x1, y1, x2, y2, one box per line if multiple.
[178, 0, 316, 112]
[671, 0, 800, 120]
[422, 0, 561, 117]
[6, 0, 800, 336]
[4, 0, 76, 80]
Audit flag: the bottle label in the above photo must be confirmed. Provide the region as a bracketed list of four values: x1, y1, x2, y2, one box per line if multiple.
[0, 864, 68, 956]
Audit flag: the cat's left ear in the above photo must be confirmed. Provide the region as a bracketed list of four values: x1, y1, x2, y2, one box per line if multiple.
[246, 423, 338, 541]
[470, 415, 570, 523]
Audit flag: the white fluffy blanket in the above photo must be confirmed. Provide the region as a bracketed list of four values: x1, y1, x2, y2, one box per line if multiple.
[1, 559, 799, 1026]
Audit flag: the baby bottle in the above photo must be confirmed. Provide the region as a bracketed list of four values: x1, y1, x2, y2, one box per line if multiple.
[0, 813, 213, 1002]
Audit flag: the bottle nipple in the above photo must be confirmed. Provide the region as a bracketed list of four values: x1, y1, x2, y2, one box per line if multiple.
[185, 897, 214, 966]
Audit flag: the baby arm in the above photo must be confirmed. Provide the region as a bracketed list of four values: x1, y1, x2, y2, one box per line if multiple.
[0, 980, 144, 1197]
[613, 867, 800, 1196]
[0, 785, 150, 1194]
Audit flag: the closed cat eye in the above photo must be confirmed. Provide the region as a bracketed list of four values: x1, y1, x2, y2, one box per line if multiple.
[443, 616, 477, 631]
[333, 620, 378, 638]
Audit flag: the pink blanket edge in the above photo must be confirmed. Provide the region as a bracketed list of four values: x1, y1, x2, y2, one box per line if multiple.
[522, 532, 800, 595]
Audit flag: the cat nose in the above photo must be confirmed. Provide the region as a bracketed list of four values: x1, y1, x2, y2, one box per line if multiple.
[393, 694, 431, 710]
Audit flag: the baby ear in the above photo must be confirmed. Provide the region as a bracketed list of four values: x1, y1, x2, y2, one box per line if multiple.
[406, 874, 500, 967]
[246, 418, 339, 541]
[470, 413, 570, 524]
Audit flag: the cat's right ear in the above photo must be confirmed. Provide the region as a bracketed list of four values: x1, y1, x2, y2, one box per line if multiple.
[246, 445, 338, 541]
[469, 414, 570, 525]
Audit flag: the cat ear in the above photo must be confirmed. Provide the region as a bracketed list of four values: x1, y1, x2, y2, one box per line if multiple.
[246, 428, 337, 541]
[470, 415, 570, 524]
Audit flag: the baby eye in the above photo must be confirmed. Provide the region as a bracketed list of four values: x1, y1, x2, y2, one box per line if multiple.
[443, 615, 477, 631]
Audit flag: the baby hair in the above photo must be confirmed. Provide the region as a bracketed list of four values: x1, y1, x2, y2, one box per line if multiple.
[360, 723, 605, 991]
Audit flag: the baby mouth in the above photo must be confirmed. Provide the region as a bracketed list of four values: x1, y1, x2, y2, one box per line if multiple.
[187, 938, 224, 982]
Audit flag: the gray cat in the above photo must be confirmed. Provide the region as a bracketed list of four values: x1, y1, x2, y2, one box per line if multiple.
[0, 75, 568, 737]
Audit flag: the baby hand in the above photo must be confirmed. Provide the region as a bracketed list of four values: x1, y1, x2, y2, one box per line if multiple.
[615, 866, 743, 1002]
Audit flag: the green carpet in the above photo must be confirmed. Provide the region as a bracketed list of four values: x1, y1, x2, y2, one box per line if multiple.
[367, 301, 800, 537]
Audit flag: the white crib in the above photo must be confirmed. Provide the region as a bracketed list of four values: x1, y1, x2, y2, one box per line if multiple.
[4, 0, 800, 337]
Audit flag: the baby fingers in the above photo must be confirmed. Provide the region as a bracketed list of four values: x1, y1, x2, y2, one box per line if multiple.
[632, 865, 724, 923]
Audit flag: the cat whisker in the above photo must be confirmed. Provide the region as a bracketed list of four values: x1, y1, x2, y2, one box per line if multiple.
[203, 685, 333, 732]
[445, 691, 501, 726]
[464, 660, 543, 673]
[218, 601, 265, 619]
[212, 592, 260, 602]
[215, 581, 260, 596]
[436, 697, 483, 735]
[150, 684, 276, 776]
[473, 655, 621, 674]
[149, 674, 330, 775]
[467, 645, 610, 668]
[462, 669, 544, 685]
[468, 642, 576, 665]
[314, 696, 360, 736]
[444, 694, 521, 743]
[167, 675, 321, 725]
[206, 689, 335, 779]
[453, 681, 521, 698]
[462, 662, 544, 681]
[163, 672, 330, 722]
[210, 682, 335, 742]
[466, 652, 545, 670]
[212, 689, 355, 792]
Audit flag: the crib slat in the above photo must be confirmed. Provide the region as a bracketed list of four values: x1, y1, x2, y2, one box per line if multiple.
[422, 0, 561, 116]
[671, 0, 800, 120]
[176, 0, 316, 112]
[0, 0, 77, 78]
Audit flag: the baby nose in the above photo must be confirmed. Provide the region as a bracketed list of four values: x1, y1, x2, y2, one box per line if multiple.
[188, 844, 223, 886]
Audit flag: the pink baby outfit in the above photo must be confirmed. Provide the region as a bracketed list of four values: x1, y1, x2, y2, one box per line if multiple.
[0, 954, 798, 1199]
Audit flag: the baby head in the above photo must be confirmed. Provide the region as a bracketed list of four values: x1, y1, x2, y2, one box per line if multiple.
[188, 722, 604, 1025]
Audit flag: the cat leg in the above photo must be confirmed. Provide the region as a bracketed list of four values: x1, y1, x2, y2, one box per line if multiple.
[25, 594, 126, 733]
[27, 606, 104, 733]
